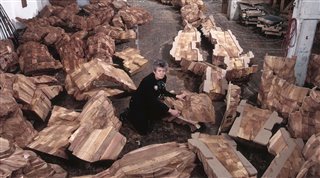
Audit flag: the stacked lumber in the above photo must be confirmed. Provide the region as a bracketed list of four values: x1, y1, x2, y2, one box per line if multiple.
[288, 88, 320, 140]
[239, 3, 266, 25]
[0, 93, 37, 148]
[76, 142, 196, 178]
[297, 133, 320, 178]
[181, 2, 204, 27]
[229, 100, 283, 145]
[188, 133, 257, 178]
[262, 128, 305, 178]
[13, 74, 63, 121]
[27, 106, 80, 159]
[170, 25, 203, 62]
[257, 15, 286, 36]
[225, 53, 258, 80]
[113, 7, 152, 29]
[0, 39, 18, 72]
[306, 54, 320, 87]
[86, 32, 115, 63]
[218, 83, 241, 133]
[56, 31, 87, 73]
[258, 71, 309, 117]
[164, 92, 215, 130]
[94, 25, 136, 42]
[68, 91, 126, 162]
[0, 137, 67, 178]
[65, 59, 136, 100]
[180, 60, 228, 99]
[83, 3, 115, 24]
[17, 41, 63, 75]
[200, 15, 222, 40]
[114, 48, 148, 75]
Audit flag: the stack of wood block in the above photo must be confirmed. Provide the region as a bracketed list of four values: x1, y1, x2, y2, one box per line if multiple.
[297, 133, 320, 178]
[82, 3, 115, 25]
[0, 137, 67, 178]
[65, 59, 136, 100]
[171, 0, 204, 9]
[0, 75, 38, 147]
[263, 128, 305, 178]
[200, 15, 222, 42]
[56, 31, 87, 73]
[94, 25, 136, 42]
[180, 60, 228, 99]
[229, 100, 283, 145]
[114, 48, 148, 75]
[188, 133, 257, 178]
[218, 82, 241, 133]
[210, 30, 257, 80]
[113, 7, 152, 29]
[170, 25, 203, 62]
[86, 32, 115, 63]
[49, 0, 76, 7]
[76, 142, 196, 177]
[239, 2, 266, 25]
[257, 15, 286, 36]
[68, 91, 126, 162]
[13, 74, 63, 121]
[181, 2, 205, 27]
[0, 39, 18, 72]
[164, 92, 215, 130]
[27, 106, 80, 159]
[306, 54, 320, 87]
[17, 41, 63, 75]
[288, 88, 320, 140]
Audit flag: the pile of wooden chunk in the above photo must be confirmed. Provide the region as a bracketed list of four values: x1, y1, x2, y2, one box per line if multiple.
[306, 54, 320, 87]
[0, 39, 18, 72]
[239, 2, 266, 25]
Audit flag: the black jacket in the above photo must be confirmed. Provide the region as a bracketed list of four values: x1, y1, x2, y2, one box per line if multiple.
[132, 73, 176, 113]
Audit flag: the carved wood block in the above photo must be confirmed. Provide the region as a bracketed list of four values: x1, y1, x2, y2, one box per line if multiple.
[0, 39, 18, 72]
[86, 32, 115, 63]
[307, 54, 320, 87]
[114, 48, 148, 75]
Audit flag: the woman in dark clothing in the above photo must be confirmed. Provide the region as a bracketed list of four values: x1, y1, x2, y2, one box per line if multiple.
[127, 60, 186, 135]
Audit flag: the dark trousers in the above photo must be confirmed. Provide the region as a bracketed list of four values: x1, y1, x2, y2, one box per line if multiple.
[128, 98, 166, 135]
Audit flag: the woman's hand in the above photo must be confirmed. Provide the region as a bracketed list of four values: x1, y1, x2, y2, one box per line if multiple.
[168, 108, 180, 117]
[176, 91, 188, 101]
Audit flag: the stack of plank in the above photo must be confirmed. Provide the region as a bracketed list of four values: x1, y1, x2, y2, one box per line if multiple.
[188, 132, 257, 178]
[306, 54, 320, 87]
[170, 24, 203, 62]
[27, 106, 80, 159]
[0, 39, 18, 72]
[76, 142, 196, 178]
[94, 25, 136, 42]
[86, 32, 115, 63]
[164, 92, 215, 130]
[0, 137, 67, 178]
[114, 48, 148, 75]
[297, 133, 320, 178]
[68, 91, 126, 162]
[200, 15, 222, 41]
[263, 128, 305, 177]
[180, 60, 228, 99]
[0, 78, 38, 147]
[17, 41, 63, 75]
[288, 88, 320, 140]
[113, 7, 152, 29]
[257, 15, 286, 36]
[13, 74, 63, 121]
[218, 82, 241, 133]
[239, 2, 266, 25]
[229, 100, 283, 145]
[65, 59, 136, 100]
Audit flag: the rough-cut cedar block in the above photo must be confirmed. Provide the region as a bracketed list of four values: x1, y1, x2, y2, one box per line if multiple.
[211, 30, 243, 59]
[117, 7, 152, 29]
[86, 142, 196, 178]
[114, 48, 148, 75]
[307, 54, 320, 87]
[94, 25, 136, 41]
[49, 0, 76, 7]
[263, 128, 305, 178]
[0, 39, 18, 72]
[263, 55, 296, 83]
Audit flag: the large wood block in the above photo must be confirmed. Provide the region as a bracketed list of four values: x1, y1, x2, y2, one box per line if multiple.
[263, 128, 305, 178]
[94, 25, 136, 42]
[306, 54, 320, 87]
[219, 82, 241, 133]
[0, 138, 67, 178]
[181, 3, 204, 27]
[211, 30, 243, 59]
[170, 25, 203, 62]
[65, 59, 136, 100]
[76, 142, 195, 178]
[200, 15, 222, 39]
[0, 39, 18, 72]
[86, 32, 115, 63]
[113, 7, 152, 29]
[263, 55, 296, 83]
[164, 92, 215, 130]
[114, 48, 148, 75]
[188, 133, 257, 178]
[27, 106, 80, 159]
[229, 100, 283, 145]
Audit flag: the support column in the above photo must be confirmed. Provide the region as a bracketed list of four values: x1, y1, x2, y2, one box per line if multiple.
[287, 0, 320, 86]
[227, 0, 240, 20]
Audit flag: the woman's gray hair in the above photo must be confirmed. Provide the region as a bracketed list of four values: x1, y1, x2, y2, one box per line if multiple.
[152, 59, 168, 71]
